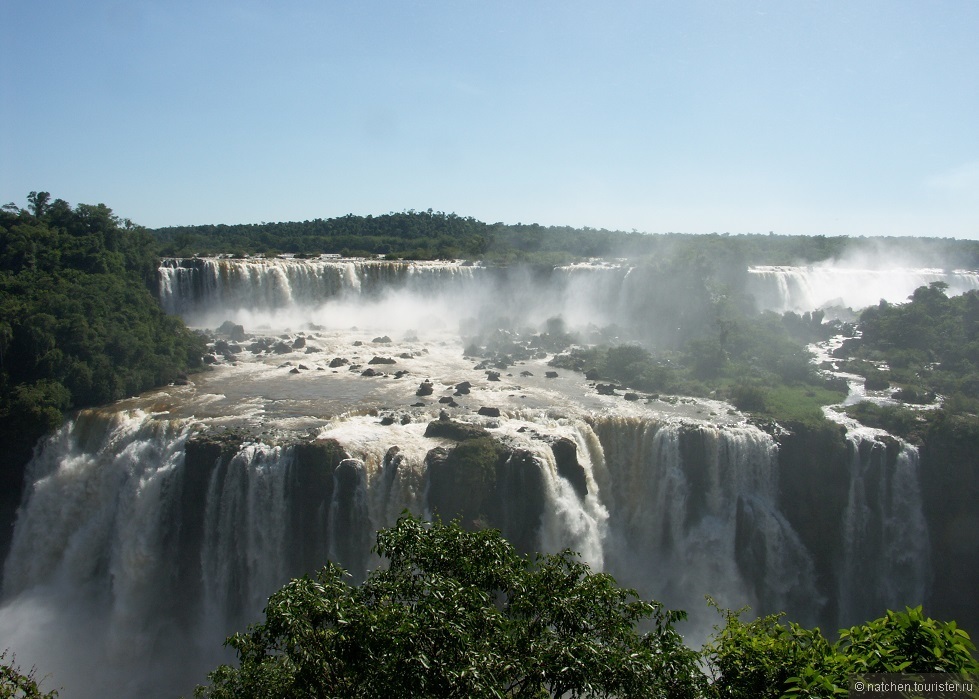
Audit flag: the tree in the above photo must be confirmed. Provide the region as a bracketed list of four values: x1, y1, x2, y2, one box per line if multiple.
[195, 515, 704, 699]
[26, 191, 50, 219]
[0, 649, 59, 698]
[705, 604, 979, 699]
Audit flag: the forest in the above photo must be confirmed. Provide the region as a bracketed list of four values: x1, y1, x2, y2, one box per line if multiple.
[0, 193, 205, 554]
[153, 209, 979, 268]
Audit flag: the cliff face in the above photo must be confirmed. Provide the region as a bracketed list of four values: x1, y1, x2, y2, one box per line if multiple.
[775, 421, 852, 625]
[174, 435, 350, 624]
[6, 408, 974, 658]
[920, 415, 979, 631]
[775, 417, 978, 637]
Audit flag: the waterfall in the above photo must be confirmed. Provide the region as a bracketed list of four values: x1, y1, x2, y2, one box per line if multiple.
[156, 257, 666, 337]
[0, 404, 938, 696]
[748, 265, 979, 313]
[837, 431, 931, 624]
[199, 443, 293, 640]
[590, 416, 822, 633]
[158, 257, 481, 327]
[0, 410, 200, 699]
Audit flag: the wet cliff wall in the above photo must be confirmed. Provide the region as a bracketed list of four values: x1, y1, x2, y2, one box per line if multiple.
[920, 415, 979, 630]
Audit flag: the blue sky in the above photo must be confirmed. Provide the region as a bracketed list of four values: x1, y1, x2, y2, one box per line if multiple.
[2, 1, 978, 237]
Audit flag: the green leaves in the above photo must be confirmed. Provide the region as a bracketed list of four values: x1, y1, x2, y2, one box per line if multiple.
[0, 649, 59, 698]
[0, 193, 206, 520]
[196, 518, 979, 699]
[196, 515, 703, 699]
[705, 604, 979, 699]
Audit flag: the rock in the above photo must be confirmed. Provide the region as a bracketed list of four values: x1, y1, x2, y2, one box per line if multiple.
[486, 371, 501, 382]
[273, 341, 292, 354]
[380, 415, 396, 426]
[292, 336, 306, 349]
[438, 396, 454, 404]
[400, 414, 411, 425]
[596, 383, 618, 396]
[624, 392, 640, 401]
[519, 370, 534, 377]
[394, 370, 410, 378]
[203, 354, 219, 365]
[424, 419, 490, 441]
[329, 357, 349, 367]
[551, 437, 588, 498]
[372, 335, 392, 344]
[361, 368, 382, 377]
[416, 380, 435, 396]
[353, 340, 363, 346]
[455, 381, 472, 395]
[477, 407, 501, 418]
[585, 369, 601, 381]
[545, 371, 559, 379]
[298, 364, 309, 370]
[217, 321, 246, 341]
[399, 352, 413, 359]
[289, 367, 300, 374]
[369, 356, 397, 365]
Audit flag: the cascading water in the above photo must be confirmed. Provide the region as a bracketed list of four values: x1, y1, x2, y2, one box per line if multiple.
[836, 426, 931, 625]
[158, 257, 482, 326]
[591, 417, 823, 633]
[0, 256, 947, 697]
[747, 265, 979, 313]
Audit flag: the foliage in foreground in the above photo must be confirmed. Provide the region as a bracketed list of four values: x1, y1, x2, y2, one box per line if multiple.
[705, 604, 979, 698]
[195, 516, 979, 699]
[0, 650, 58, 699]
[196, 514, 703, 699]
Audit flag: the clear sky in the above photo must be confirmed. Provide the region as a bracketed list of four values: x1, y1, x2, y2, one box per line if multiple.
[2, 1, 978, 238]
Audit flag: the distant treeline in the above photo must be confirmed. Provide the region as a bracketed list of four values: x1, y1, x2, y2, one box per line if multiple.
[152, 210, 979, 267]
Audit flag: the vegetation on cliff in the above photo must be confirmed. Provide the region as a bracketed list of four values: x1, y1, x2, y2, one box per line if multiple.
[837, 282, 979, 440]
[541, 256, 848, 430]
[0, 193, 205, 544]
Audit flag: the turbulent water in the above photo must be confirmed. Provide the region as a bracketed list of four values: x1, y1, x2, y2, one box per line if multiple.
[1, 257, 944, 698]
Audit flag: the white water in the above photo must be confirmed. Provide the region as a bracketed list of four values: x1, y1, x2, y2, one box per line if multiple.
[592, 417, 822, 629]
[0, 257, 940, 697]
[837, 428, 931, 622]
[748, 265, 979, 313]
